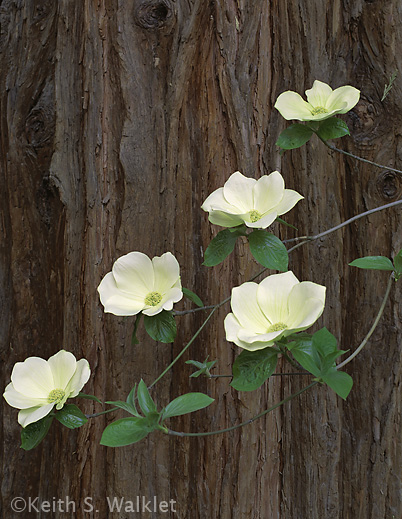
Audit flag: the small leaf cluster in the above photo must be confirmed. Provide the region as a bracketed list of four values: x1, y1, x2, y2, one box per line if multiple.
[186, 356, 217, 378]
[101, 380, 214, 447]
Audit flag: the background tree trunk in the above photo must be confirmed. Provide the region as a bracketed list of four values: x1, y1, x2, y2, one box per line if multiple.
[1, 1, 401, 518]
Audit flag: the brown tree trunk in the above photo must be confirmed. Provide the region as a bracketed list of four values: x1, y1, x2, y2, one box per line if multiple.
[1, 1, 401, 518]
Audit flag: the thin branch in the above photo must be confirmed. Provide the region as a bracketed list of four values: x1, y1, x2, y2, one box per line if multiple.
[283, 199, 402, 245]
[167, 381, 317, 437]
[209, 372, 309, 378]
[149, 299, 229, 390]
[337, 273, 394, 370]
[324, 142, 402, 175]
[174, 305, 216, 315]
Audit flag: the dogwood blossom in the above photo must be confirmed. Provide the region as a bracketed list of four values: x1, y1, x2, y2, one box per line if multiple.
[98, 251, 183, 316]
[224, 271, 326, 351]
[274, 80, 360, 122]
[201, 171, 303, 228]
[3, 350, 90, 427]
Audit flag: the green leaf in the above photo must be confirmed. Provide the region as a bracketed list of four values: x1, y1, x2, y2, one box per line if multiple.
[21, 415, 54, 451]
[276, 124, 313, 150]
[321, 369, 353, 400]
[77, 392, 103, 405]
[290, 329, 347, 378]
[393, 249, 402, 280]
[126, 383, 140, 416]
[248, 230, 289, 271]
[203, 228, 242, 267]
[105, 400, 141, 418]
[349, 256, 394, 271]
[131, 313, 142, 345]
[137, 379, 157, 416]
[316, 117, 350, 141]
[231, 348, 278, 391]
[312, 327, 338, 358]
[182, 287, 204, 307]
[186, 359, 205, 370]
[100, 417, 151, 447]
[55, 404, 88, 429]
[287, 336, 321, 377]
[143, 310, 177, 343]
[161, 393, 214, 420]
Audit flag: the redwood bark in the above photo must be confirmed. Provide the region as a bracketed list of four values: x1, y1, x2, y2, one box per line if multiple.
[1, 1, 401, 518]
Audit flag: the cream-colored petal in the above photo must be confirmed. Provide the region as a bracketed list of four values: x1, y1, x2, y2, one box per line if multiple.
[274, 189, 304, 216]
[11, 357, 54, 398]
[253, 172, 285, 214]
[237, 328, 284, 345]
[305, 80, 332, 107]
[98, 283, 146, 316]
[245, 212, 277, 229]
[18, 404, 55, 428]
[142, 286, 183, 316]
[152, 253, 181, 294]
[230, 282, 270, 333]
[66, 359, 91, 398]
[286, 298, 326, 331]
[224, 312, 243, 344]
[287, 281, 326, 328]
[303, 109, 340, 121]
[201, 187, 240, 213]
[257, 271, 299, 323]
[326, 85, 360, 114]
[3, 383, 48, 409]
[225, 312, 277, 351]
[162, 286, 183, 308]
[112, 252, 154, 293]
[48, 350, 77, 389]
[223, 172, 256, 212]
[274, 91, 313, 120]
[208, 211, 245, 228]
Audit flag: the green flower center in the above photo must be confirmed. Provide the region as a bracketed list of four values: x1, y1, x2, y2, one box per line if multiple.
[267, 322, 288, 333]
[48, 389, 66, 404]
[144, 291, 163, 306]
[311, 106, 328, 115]
[250, 210, 262, 223]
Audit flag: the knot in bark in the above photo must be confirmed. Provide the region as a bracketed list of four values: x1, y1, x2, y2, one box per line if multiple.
[134, 1, 173, 30]
[376, 171, 401, 200]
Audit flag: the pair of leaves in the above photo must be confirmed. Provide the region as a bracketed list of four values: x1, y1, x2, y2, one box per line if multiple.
[288, 328, 353, 400]
[349, 249, 402, 281]
[21, 404, 88, 451]
[276, 118, 350, 151]
[101, 380, 214, 447]
[203, 228, 289, 272]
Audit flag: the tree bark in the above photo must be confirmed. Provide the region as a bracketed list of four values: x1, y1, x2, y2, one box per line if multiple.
[1, 1, 401, 518]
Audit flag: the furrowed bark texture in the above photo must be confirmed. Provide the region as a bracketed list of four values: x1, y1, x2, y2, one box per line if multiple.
[1, 1, 401, 518]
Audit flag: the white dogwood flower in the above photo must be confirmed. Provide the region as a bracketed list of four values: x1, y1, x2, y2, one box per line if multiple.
[274, 80, 360, 121]
[3, 350, 90, 427]
[201, 171, 303, 228]
[224, 271, 326, 351]
[98, 251, 183, 316]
